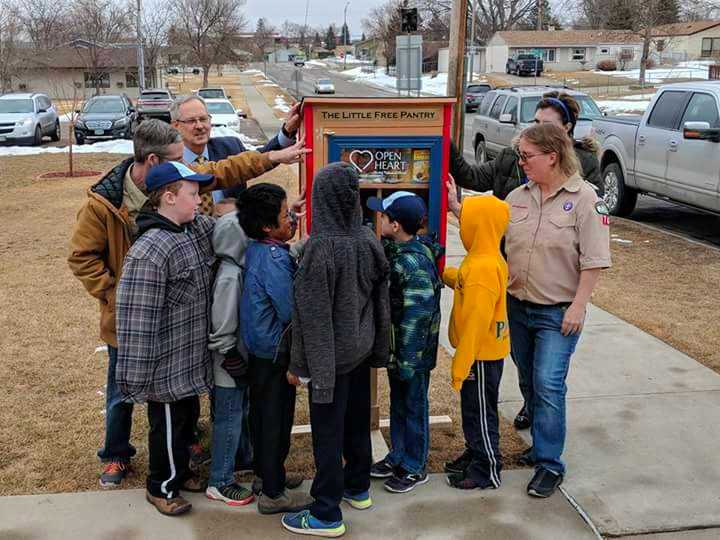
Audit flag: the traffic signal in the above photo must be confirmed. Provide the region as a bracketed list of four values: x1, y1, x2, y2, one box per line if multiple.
[400, 8, 418, 33]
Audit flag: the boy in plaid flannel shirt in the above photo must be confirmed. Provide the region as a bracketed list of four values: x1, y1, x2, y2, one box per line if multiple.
[116, 162, 217, 517]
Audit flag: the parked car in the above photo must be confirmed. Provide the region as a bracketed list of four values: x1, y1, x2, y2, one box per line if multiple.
[506, 54, 544, 76]
[0, 93, 60, 146]
[471, 86, 603, 163]
[465, 83, 492, 112]
[594, 81, 720, 216]
[197, 87, 229, 99]
[73, 94, 136, 145]
[205, 98, 245, 131]
[136, 89, 174, 122]
[313, 78, 336, 94]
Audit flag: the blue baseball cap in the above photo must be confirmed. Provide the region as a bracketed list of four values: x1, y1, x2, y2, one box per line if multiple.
[367, 191, 427, 232]
[145, 161, 214, 192]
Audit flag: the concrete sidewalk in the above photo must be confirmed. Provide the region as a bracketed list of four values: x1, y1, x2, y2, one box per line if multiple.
[0, 475, 595, 540]
[236, 70, 284, 141]
[442, 221, 720, 538]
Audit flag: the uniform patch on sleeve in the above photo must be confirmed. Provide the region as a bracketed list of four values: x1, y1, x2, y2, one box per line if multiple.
[595, 200, 610, 215]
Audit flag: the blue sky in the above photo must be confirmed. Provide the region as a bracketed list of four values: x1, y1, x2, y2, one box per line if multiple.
[243, 0, 389, 34]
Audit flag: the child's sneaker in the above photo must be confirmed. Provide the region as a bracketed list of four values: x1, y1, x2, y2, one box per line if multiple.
[206, 483, 255, 506]
[99, 461, 130, 488]
[342, 489, 373, 510]
[189, 443, 211, 470]
[281, 509, 346, 538]
[383, 470, 429, 493]
[443, 449, 472, 475]
[446, 472, 498, 490]
[370, 458, 395, 478]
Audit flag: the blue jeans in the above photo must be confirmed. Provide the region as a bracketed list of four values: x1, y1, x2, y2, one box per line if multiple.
[507, 295, 580, 475]
[208, 384, 251, 488]
[97, 345, 136, 463]
[386, 370, 430, 475]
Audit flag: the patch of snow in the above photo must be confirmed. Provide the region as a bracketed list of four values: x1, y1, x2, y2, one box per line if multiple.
[305, 60, 328, 68]
[612, 238, 633, 244]
[0, 127, 259, 156]
[273, 95, 291, 113]
[243, 69, 264, 74]
[341, 67, 449, 96]
[256, 79, 276, 85]
[594, 61, 710, 83]
[95, 345, 108, 353]
[596, 99, 651, 114]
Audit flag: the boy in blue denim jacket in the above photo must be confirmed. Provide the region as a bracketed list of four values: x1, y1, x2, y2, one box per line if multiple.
[237, 183, 313, 515]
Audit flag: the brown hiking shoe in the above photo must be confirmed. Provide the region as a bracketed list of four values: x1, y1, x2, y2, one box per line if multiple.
[181, 474, 207, 493]
[146, 491, 192, 516]
[257, 489, 314, 515]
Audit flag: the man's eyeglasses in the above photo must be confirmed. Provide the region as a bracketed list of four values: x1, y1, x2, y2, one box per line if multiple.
[176, 115, 212, 125]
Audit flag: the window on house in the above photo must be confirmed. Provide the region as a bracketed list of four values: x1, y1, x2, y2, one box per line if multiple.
[541, 49, 556, 62]
[656, 40, 665, 52]
[572, 48, 586, 61]
[126, 71, 139, 88]
[600, 47, 610, 55]
[701, 38, 720, 57]
[84, 71, 110, 89]
[620, 48, 635, 60]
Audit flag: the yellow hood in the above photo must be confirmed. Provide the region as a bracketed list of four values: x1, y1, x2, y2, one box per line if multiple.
[459, 195, 510, 257]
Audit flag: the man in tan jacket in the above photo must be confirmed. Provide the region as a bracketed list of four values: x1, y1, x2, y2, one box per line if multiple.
[68, 119, 307, 488]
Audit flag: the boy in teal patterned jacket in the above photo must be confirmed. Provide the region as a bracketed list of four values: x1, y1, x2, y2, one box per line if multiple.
[366, 192, 443, 494]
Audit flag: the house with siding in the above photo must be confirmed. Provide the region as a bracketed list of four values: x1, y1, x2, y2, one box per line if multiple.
[652, 20, 720, 63]
[485, 30, 643, 73]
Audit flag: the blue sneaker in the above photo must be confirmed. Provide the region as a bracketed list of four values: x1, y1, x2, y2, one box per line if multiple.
[342, 489, 373, 510]
[281, 510, 346, 538]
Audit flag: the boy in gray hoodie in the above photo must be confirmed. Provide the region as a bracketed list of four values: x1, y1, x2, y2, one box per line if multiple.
[282, 162, 390, 538]
[205, 210, 255, 506]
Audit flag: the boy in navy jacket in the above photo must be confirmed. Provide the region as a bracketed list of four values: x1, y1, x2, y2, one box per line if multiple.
[237, 183, 312, 515]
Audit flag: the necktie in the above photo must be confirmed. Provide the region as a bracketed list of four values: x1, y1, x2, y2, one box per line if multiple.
[195, 155, 214, 216]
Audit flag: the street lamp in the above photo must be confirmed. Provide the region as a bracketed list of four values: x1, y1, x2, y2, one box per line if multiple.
[343, 1, 350, 71]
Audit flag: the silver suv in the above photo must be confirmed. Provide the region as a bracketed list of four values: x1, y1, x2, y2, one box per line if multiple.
[0, 93, 60, 146]
[471, 86, 603, 163]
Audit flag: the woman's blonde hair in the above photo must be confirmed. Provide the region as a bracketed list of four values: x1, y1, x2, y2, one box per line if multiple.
[514, 123, 580, 178]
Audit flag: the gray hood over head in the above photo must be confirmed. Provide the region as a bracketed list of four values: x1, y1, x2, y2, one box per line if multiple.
[212, 210, 248, 267]
[311, 161, 362, 236]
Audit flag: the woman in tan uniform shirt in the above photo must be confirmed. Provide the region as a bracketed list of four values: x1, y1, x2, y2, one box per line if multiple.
[504, 123, 611, 498]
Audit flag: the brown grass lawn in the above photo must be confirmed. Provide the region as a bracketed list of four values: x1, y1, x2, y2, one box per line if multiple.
[0, 153, 530, 496]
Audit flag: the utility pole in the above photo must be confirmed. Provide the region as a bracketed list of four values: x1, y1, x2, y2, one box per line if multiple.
[447, 0, 468, 146]
[343, 1, 350, 71]
[537, 0, 543, 31]
[467, 0, 476, 84]
[136, 0, 146, 90]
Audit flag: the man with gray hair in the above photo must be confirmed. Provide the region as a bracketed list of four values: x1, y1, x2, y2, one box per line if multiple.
[171, 95, 301, 215]
[68, 119, 307, 489]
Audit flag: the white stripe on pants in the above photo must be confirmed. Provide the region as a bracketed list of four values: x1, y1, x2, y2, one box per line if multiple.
[477, 362, 501, 488]
[160, 403, 177, 499]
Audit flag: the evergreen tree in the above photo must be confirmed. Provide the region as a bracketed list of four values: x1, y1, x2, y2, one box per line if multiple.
[522, 0, 563, 31]
[313, 32, 322, 47]
[341, 23, 350, 46]
[325, 25, 337, 50]
[605, 0, 636, 29]
[361, 32, 366, 42]
[656, 0, 680, 25]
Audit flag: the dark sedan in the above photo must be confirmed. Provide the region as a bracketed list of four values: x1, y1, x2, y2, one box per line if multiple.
[74, 95, 136, 145]
[465, 83, 492, 112]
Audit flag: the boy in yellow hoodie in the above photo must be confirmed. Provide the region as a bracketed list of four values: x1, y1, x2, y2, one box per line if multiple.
[442, 176, 510, 490]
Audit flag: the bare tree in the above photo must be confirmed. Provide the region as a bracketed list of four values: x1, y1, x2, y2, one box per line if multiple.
[362, 0, 403, 70]
[139, 0, 173, 87]
[170, 0, 247, 86]
[679, 0, 720, 20]
[68, 0, 132, 94]
[254, 17, 275, 62]
[0, 2, 23, 93]
[17, 0, 73, 50]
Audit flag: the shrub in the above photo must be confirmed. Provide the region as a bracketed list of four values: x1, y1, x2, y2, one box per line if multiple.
[596, 59, 617, 71]
[644, 58, 656, 69]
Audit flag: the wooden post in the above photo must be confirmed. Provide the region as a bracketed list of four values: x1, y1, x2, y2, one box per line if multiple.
[446, 0, 468, 147]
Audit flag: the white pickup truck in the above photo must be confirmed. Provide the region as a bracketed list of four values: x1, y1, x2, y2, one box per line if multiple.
[595, 81, 720, 215]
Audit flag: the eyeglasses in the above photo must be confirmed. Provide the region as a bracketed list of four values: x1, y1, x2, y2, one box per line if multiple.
[515, 149, 547, 163]
[176, 115, 211, 125]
